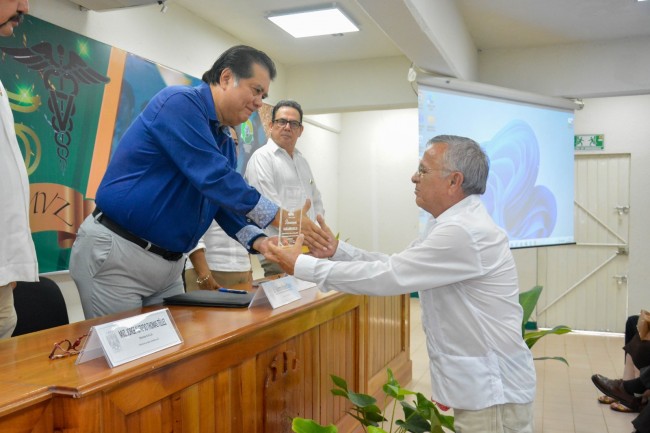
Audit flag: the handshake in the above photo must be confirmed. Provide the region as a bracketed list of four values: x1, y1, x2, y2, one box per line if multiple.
[252, 199, 339, 275]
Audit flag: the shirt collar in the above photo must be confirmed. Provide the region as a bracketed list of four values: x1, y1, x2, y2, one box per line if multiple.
[435, 194, 481, 222]
[269, 137, 301, 157]
[198, 82, 218, 123]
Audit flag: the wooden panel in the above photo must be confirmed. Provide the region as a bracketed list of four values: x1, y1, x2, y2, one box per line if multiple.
[319, 309, 358, 428]
[366, 295, 411, 395]
[211, 360, 259, 433]
[0, 400, 52, 433]
[0, 287, 410, 433]
[53, 393, 102, 433]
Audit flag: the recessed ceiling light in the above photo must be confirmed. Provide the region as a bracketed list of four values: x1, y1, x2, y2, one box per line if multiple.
[267, 6, 359, 38]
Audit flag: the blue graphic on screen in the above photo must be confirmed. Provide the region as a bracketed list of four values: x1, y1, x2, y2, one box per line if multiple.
[418, 86, 575, 248]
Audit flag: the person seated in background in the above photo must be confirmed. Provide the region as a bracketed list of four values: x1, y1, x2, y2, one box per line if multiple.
[185, 221, 252, 290]
[593, 367, 650, 433]
[597, 315, 646, 412]
[595, 313, 650, 413]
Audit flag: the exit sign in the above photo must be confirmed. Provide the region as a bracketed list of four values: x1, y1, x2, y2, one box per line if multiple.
[575, 134, 604, 151]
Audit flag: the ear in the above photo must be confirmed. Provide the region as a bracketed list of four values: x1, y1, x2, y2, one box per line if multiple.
[219, 68, 233, 88]
[449, 172, 463, 190]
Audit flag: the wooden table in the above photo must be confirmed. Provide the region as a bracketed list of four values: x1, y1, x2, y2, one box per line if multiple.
[0, 287, 411, 433]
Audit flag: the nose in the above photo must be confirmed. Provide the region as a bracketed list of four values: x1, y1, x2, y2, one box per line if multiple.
[19, 0, 29, 13]
[411, 172, 419, 183]
[252, 94, 264, 108]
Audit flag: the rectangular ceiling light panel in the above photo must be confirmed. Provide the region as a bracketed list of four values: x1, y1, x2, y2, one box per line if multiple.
[268, 7, 359, 38]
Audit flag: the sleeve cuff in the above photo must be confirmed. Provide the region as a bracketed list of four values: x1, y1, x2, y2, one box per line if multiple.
[246, 195, 279, 228]
[236, 225, 266, 253]
[331, 241, 351, 260]
[294, 254, 317, 281]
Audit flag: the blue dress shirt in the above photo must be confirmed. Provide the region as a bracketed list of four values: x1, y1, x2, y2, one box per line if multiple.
[95, 82, 277, 253]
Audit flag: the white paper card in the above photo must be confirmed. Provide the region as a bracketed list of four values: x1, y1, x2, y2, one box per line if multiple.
[258, 276, 302, 309]
[76, 309, 182, 368]
[293, 277, 318, 292]
[248, 285, 271, 308]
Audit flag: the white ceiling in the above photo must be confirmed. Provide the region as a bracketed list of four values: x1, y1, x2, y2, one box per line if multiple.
[171, 0, 650, 76]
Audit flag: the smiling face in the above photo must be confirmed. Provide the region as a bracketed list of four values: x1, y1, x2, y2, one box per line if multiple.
[269, 106, 303, 155]
[0, 0, 28, 37]
[213, 62, 270, 127]
[411, 142, 465, 217]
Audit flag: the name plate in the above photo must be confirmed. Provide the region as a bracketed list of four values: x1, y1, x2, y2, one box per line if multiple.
[76, 308, 182, 368]
[250, 275, 302, 309]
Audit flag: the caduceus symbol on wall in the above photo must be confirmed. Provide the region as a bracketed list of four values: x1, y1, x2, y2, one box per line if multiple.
[1, 42, 110, 173]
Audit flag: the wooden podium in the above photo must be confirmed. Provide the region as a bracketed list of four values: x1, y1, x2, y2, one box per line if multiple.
[0, 287, 411, 433]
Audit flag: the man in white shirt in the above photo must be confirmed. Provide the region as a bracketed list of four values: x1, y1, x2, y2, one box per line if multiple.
[0, 0, 38, 339]
[245, 100, 324, 276]
[184, 221, 252, 290]
[265, 135, 537, 433]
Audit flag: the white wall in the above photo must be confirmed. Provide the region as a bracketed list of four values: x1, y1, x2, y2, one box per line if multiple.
[298, 114, 341, 233]
[573, 95, 650, 312]
[478, 36, 650, 98]
[337, 109, 420, 253]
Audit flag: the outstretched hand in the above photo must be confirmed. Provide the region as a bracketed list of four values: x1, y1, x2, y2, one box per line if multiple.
[298, 199, 332, 252]
[309, 215, 338, 259]
[264, 235, 305, 275]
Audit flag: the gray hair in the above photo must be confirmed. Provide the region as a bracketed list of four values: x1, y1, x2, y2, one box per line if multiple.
[428, 135, 489, 195]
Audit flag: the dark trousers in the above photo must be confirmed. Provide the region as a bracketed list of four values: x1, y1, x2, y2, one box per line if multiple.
[633, 367, 650, 433]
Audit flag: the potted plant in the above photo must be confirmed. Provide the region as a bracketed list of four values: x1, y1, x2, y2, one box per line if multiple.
[292, 369, 454, 433]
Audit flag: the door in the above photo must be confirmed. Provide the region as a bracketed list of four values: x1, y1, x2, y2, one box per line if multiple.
[535, 154, 630, 332]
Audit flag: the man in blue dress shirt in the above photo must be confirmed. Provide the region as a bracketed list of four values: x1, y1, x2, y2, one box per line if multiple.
[70, 45, 327, 318]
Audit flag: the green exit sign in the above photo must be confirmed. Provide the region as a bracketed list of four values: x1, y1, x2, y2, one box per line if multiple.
[575, 134, 604, 151]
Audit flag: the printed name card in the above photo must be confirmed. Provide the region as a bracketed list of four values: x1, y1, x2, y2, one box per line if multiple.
[249, 275, 302, 309]
[76, 308, 182, 368]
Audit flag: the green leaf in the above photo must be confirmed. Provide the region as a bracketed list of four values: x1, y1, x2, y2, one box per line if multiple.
[347, 390, 377, 408]
[519, 285, 543, 334]
[292, 418, 338, 433]
[396, 413, 431, 433]
[437, 413, 455, 431]
[524, 325, 572, 349]
[330, 375, 348, 391]
[533, 355, 569, 365]
[367, 427, 389, 433]
[364, 410, 387, 423]
[382, 383, 400, 399]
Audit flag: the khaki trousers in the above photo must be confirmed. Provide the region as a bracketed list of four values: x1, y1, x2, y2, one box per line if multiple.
[453, 402, 534, 433]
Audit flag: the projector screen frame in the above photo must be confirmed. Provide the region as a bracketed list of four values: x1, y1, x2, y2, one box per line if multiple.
[417, 77, 577, 249]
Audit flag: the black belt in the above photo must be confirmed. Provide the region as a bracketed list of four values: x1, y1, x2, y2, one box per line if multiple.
[92, 208, 183, 261]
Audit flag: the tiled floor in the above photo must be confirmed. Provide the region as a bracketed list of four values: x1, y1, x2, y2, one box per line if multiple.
[407, 298, 637, 433]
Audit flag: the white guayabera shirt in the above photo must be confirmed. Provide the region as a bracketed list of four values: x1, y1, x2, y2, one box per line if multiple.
[244, 138, 324, 238]
[294, 195, 536, 410]
[0, 79, 38, 286]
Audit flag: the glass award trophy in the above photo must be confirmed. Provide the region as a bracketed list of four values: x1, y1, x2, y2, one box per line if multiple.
[278, 186, 303, 247]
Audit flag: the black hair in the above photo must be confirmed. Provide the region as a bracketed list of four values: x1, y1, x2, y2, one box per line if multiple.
[202, 45, 276, 84]
[272, 100, 304, 123]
